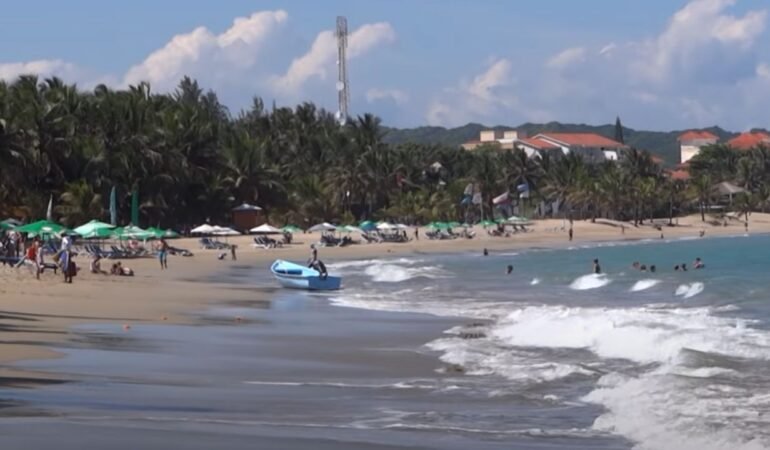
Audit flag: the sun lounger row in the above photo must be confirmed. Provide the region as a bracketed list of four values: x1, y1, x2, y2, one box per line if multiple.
[252, 236, 283, 249]
[199, 237, 231, 250]
[83, 244, 147, 259]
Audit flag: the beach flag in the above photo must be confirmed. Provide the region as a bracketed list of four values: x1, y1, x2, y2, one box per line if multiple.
[46, 194, 53, 221]
[130, 189, 139, 226]
[109, 186, 117, 226]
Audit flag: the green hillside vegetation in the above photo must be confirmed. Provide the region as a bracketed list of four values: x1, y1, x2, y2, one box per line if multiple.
[384, 122, 761, 167]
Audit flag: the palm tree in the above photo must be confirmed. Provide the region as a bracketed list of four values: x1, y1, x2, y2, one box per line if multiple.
[56, 180, 104, 226]
[689, 174, 712, 222]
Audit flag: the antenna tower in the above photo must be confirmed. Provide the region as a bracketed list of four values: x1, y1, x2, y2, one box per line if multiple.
[335, 16, 349, 125]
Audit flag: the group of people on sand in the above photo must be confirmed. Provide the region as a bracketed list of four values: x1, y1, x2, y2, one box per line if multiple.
[88, 256, 133, 276]
[9, 235, 78, 283]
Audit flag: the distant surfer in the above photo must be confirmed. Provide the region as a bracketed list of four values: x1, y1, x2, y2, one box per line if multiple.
[506, 265, 513, 275]
[592, 258, 601, 274]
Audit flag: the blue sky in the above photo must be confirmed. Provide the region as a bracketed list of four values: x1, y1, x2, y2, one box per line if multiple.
[1, 0, 769, 131]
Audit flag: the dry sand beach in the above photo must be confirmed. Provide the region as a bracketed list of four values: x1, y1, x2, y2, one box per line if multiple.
[0, 213, 763, 370]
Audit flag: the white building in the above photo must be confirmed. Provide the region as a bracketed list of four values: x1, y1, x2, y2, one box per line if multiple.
[678, 131, 718, 164]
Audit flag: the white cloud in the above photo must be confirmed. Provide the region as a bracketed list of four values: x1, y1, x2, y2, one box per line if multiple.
[634, 0, 766, 83]
[0, 10, 397, 118]
[123, 10, 288, 89]
[546, 47, 586, 70]
[0, 59, 86, 82]
[366, 88, 409, 105]
[758, 63, 770, 79]
[427, 58, 522, 126]
[273, 22, 395, 94]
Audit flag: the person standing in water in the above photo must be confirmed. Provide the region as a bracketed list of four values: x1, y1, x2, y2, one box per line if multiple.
[483, 248, 489, 256]
[506, 265, 513, 275]
[592, 258, 601, 274]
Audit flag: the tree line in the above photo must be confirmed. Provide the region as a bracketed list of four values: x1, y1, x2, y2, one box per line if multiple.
[0, 76, 765, 229]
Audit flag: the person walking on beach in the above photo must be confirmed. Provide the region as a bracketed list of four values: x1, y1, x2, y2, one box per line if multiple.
[592, 259, 601, 274]
[158, 238, 169, 270]
[230, 244, 237, 261]
[414, 227, 419, 240]
[569, 227, 573, 241]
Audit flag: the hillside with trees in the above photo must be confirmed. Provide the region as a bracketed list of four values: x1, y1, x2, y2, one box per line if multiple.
[383, 122, 744, 167]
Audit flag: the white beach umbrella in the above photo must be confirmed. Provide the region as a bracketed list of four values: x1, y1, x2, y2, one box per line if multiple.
[212, 226, 240, 236]
[308, 222, 336, 232]
[191, 224, 216, 234]
[376, 222, 397, 231]
[395, 224, 410, 230]
[250, 224, 282, 234]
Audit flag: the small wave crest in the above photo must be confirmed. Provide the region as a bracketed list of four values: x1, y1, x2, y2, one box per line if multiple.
[630, 279, 661, 292]
[363, 263, 447, 283]
[675, 282, 705, 299]
[569, 274, 610, 290]
[530, 278, 541, 285]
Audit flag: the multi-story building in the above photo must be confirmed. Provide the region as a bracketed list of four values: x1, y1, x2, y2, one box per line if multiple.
[678, 131, 718, 164]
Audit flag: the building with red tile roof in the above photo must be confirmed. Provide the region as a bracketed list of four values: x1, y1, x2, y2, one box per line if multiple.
[535, 132, 627, 149]
[726, 132, 770, 151]
[533, 132, 627, 162]
[667, 169, 691, 181]
[678, 130, 719, 164]
[678, 131, 718, 142]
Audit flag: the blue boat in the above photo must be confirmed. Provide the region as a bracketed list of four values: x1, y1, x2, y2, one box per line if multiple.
[270, 259, 342, 291]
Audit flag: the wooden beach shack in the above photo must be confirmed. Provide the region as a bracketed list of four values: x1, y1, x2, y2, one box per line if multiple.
[231, 203, 264, 232]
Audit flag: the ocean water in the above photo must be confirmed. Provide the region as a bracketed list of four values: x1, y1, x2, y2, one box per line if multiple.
[1, 235, 769, 449]
[328, 235, 770, 450]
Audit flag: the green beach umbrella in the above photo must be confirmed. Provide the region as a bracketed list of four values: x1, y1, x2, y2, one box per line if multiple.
[15, 220, 67, 235]
[479, 220, 497, 227]
[81, 227, 115, 239]
[359, 220, 376, 231]
[74, 219, 115, 238]
[112, 225, 153, 240]
[447, 221, 461, 228]
[280, 225, 302, 233]
[0, 222, 14, 231]
[427, 222, 449, 230]
[146, 227, 180, 239]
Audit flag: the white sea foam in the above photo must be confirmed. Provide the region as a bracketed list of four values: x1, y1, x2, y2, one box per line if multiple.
[327, 258, 425, 270]
[569, 273, 610, 290]
[675, 282, 705, 299]
[630, 279, 661, 292]
[530, 278, 541, 285]
[489, 305, 770, 364]
[244, 379, 440, 390]
[362, 263, 447, 283]
[584, 369, 770, 450]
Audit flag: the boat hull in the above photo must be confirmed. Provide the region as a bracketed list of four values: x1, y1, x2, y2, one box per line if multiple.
[270, 260, 342, 291]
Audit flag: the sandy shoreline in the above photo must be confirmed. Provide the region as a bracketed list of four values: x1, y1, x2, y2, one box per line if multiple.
[0, 213, 766, 377]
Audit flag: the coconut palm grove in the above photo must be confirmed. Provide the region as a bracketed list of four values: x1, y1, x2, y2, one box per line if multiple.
[0, 76, 767, 228]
